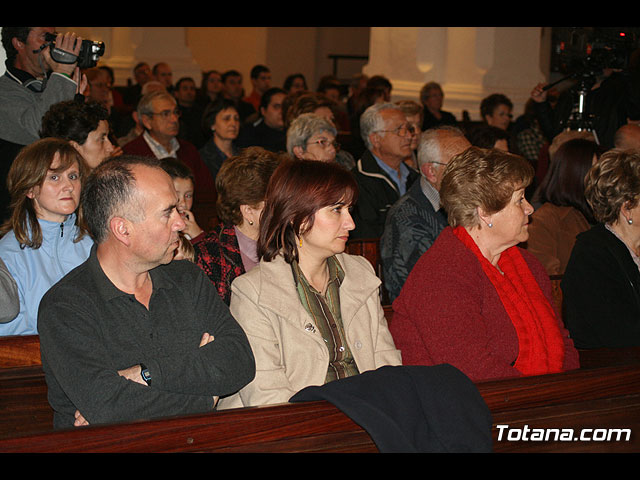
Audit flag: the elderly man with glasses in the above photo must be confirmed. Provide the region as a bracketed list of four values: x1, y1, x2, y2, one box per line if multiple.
[350, 103, 420, 239]
[122, 90, 216, 205]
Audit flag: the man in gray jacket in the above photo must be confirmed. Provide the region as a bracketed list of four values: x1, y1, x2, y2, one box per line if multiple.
[0, 27, 85, 221]
[380, 126, 470, 301]
[0, 27, 84, 146]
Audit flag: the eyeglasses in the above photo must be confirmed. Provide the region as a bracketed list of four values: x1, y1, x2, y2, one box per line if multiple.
[376, 123, 416, 138]
[307, 138, 340, 151]
[149, 108, 181, 119]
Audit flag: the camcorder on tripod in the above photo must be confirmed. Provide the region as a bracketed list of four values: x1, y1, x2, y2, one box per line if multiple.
[546, 27, 640, 138]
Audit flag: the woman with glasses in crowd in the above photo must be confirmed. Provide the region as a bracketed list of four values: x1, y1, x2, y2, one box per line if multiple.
[286, 113, 340, 163]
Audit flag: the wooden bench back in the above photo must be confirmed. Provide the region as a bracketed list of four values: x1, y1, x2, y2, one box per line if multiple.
[1, 363, 639, 452]
[0, 335, 41, 369]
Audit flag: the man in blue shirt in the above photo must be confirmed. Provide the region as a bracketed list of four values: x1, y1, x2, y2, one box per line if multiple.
[351, 103, 420, 239]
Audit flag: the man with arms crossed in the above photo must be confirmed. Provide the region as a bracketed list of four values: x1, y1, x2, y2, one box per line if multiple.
[38, 155, 255, 429]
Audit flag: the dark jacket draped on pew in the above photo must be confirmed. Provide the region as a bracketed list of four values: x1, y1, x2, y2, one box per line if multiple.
[290, 364, 493, 453]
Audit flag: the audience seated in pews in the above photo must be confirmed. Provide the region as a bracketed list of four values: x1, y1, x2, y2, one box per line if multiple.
[220, 69, 256, 123]
[419, 82, 458, 131]
[0, 138, 94, 336]
[83, 66, 132, 140]
[395, 99, 423, 169]
[192, 147, 282, 305]
[121, 62, 153, 108]
[116, 80, 166, 147]
[174, 76, 208, 149]
[283, 72, 307, 96]
[198, 98, 241, 181]
[158, 157, 203, 241]
[614, 123, 640, 151]
[346, 73, 368, 119]
[534, 129, 596, 192]
[243, 64, 272, 112]
[513, 99, 547, 169]
[286, 113, 338, 162]
[390, 147, 580, 382]
[152, 62, 173, 92]
[350, 103, 420, 239]
[37, 155, 255, 429]
[380, 126, 470, 302]
[196, 70, 223, 110]
[122, 90, 216, 205]
[0, 256, 19, 323]
[479, 93, 513, 132]
[219, 159, 401, 409]
[39, 99, 118, 169]
[236, 87, 287, 153]
[562, 149, 640, 349]
[524, 137, 604, 276]
[468, 124, 511, 152]
[284, 91, 355, 170]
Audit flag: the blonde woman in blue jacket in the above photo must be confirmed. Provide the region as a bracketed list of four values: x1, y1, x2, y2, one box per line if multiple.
[0, 138, 93, 336]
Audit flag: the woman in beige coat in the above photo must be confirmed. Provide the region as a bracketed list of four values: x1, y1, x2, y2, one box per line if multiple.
[218, 159, 401, 409]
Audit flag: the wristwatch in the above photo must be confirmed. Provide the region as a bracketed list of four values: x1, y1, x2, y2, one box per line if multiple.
[140, 363, 152, 385]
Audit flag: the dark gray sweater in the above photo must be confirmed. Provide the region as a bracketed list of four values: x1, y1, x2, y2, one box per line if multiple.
[39, 246, 255, 429]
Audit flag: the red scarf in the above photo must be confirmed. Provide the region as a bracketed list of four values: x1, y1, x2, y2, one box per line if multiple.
[453, 226, 565, 376]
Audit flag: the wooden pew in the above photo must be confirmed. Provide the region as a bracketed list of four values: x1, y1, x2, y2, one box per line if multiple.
[0, 335, 40, 369]
[345, 237, 390, 305]
[1, 363, 639, 452]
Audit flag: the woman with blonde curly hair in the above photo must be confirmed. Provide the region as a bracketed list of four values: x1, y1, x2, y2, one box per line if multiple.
[0, 138, 93, 335]
[562, 149, 640, 348]
[390, 146, 579, 382]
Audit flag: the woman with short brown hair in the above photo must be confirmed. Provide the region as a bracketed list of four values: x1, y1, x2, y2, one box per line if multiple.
[192, 146, 281, 305]
[390, 147, 579, 382]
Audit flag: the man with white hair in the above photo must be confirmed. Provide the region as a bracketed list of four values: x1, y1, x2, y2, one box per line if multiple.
[380, 126, 470, 301]
[350, 103, 420, 239]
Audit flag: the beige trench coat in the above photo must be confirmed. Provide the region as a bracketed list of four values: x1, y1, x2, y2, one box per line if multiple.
[217, 252, 402, 409]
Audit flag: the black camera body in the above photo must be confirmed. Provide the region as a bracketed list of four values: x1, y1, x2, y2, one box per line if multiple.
[552, 27, 640, 77]
[43, 32, 105, 69]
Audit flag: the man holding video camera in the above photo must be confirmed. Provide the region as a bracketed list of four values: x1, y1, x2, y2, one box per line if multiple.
[0, 27, 88, 221]
[0, 27, 86, 146]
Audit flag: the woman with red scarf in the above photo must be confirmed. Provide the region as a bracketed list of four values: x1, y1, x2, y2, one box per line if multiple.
[390, 146, 579, 382]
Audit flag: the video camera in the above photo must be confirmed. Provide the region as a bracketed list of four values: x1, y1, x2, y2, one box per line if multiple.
[547, 27, 640, 134]
[42, 32, 105, 69]
[551, 27, 639, 77]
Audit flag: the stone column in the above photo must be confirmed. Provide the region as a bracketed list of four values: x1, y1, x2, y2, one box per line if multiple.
[364, 27, 547, 120]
